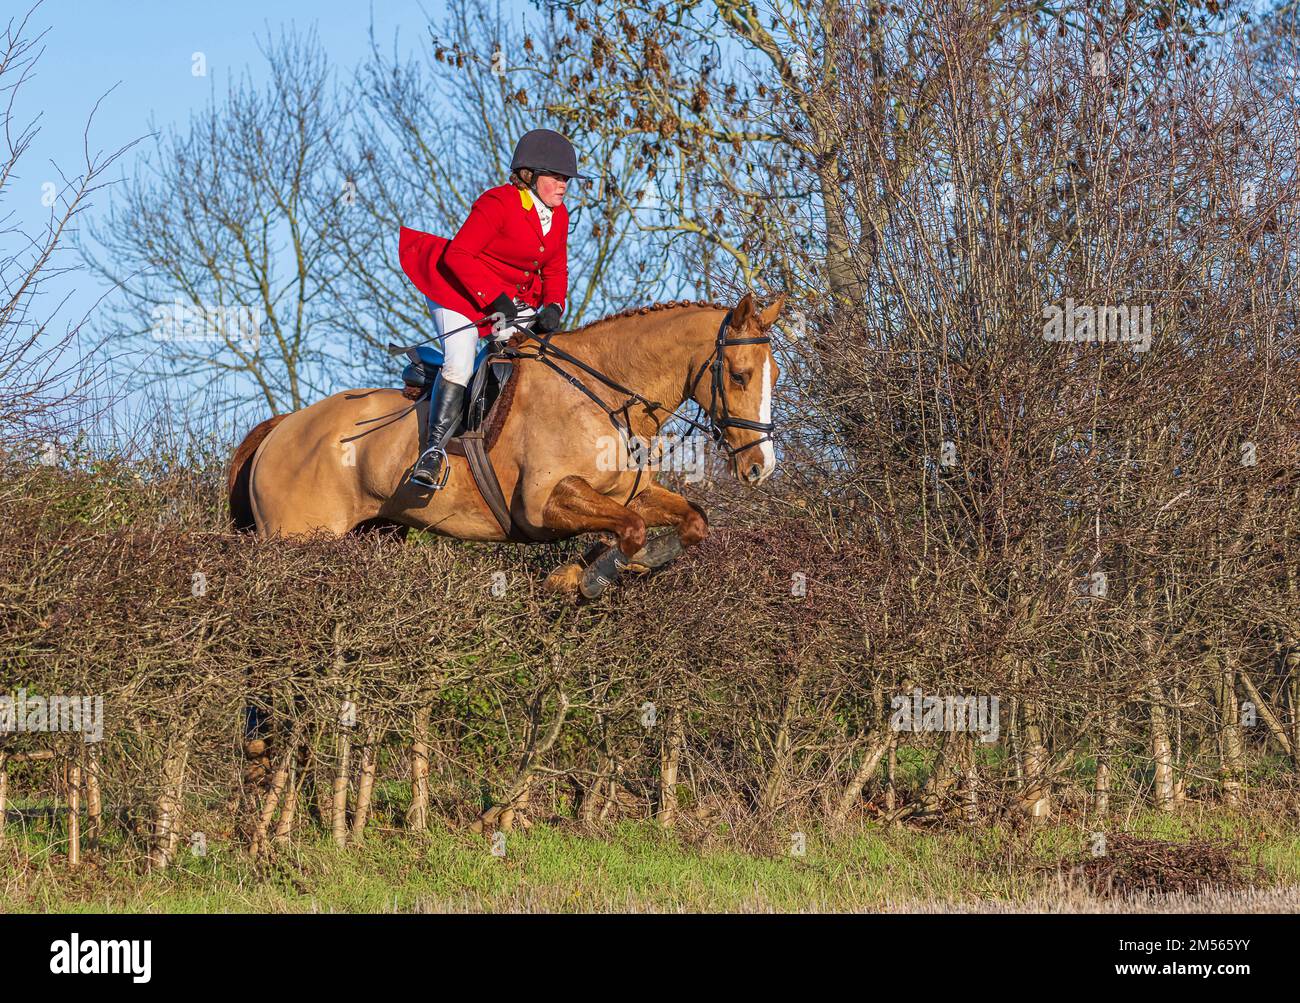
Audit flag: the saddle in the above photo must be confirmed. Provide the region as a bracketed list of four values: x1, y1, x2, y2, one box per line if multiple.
[400, 342, 529, 541]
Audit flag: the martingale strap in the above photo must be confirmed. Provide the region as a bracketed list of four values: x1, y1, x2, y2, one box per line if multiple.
[502, 309, 775, 502]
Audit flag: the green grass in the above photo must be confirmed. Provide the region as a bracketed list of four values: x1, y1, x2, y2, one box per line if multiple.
[3, 809, 1298, 913]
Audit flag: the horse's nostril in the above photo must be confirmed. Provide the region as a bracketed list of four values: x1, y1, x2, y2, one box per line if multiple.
[748, 463, 762, 480]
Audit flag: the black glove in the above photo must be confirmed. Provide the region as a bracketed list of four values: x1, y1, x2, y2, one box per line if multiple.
[485, 293, 518, 322]
[534, 302, 563, 333]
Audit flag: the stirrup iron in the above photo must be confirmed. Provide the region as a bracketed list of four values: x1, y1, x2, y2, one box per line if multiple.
[410, 446, 450, 491]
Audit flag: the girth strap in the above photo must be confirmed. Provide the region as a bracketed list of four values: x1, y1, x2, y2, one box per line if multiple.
[459, 430, 532, 542]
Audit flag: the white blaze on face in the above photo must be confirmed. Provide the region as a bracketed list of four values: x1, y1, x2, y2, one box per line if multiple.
[754, 356, 776, 480]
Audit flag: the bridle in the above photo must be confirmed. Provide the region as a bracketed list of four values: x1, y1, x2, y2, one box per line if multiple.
[686, 310, 776, 459]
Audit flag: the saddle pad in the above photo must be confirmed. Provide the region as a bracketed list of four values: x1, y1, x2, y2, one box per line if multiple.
[447, 360, 518, 457]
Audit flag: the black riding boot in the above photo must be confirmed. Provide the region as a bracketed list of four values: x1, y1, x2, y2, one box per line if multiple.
[409, 379, 467, 489]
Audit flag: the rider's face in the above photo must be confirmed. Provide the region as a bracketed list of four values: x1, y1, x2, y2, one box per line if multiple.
[534, 171, 568, 207]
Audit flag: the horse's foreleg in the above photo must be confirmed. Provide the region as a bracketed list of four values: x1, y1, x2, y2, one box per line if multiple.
[626, 484, 709, 546]
[541, 475, 647, 555]
[540, 476, 647, 596]
[604, 484, 711, 574]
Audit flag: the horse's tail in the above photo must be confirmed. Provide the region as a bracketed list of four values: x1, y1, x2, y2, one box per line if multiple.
[227, 414, 288, 532]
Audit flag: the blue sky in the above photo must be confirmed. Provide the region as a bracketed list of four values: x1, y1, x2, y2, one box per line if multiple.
[24, 1, 440, 215]
[11, 0, 465, 436]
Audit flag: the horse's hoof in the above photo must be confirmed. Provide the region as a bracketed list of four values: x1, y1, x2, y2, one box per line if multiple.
[580, 547, 628, 598]
[626, 531, 683, 573]
[544, 563, 584, 594]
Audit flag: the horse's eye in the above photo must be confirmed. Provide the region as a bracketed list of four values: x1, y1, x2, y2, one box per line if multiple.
[730, 371, 749, 388]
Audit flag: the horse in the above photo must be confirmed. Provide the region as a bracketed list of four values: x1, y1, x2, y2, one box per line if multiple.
[226, 293, 784, 594]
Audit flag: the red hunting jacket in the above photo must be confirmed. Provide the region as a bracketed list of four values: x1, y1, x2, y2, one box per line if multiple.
[399, 184, 569, 338]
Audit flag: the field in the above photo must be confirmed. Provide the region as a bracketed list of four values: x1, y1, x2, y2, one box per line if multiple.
[4, 810, 1299, 914]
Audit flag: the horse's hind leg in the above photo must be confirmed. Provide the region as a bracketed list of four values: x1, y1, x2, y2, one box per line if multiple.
[544, 538, 614, 594]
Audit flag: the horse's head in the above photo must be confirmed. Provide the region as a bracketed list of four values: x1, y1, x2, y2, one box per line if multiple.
[689, 292, 784, 485]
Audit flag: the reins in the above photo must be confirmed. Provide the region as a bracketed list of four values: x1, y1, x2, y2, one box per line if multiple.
[389, 307, 775, 503]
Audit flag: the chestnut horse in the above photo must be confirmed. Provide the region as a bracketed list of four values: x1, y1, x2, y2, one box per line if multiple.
[227, 293, 783, 593]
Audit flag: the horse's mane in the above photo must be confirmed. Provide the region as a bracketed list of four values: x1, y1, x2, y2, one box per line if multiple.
[565, 299, 730, 335]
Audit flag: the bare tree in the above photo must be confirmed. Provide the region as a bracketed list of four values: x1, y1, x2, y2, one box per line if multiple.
[86, 28, 350, 416]
[0, 3, 131, 456]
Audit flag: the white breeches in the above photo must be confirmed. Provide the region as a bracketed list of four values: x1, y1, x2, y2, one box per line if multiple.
[426, 297, 536, 388]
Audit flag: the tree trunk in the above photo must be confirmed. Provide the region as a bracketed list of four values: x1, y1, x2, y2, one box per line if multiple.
[657, 705, 684, 828]
[0, 752, 8, 848]
[406, 704, 431, 832]
[85, 745, 102, 853]
[1148, 678, 1176, 811]
[272, 761, 301, 847]
[332, 718, 353, 849]
[1020, 700, 1052, 820]
[1094, 706, 1116, 817]
[1212, 652, 1244, 807]
[762, 663, 805, 812]
[350, 741, 376, 843]
[151, 714, 197, 871]
[1281, 631, 1300, 768]
[959, 734, 979, 824]
[831, 734, 891, 826]
[884, 743, 897, 812]
[250, 743, 295, 857]
[1237, 669, 1293, 758]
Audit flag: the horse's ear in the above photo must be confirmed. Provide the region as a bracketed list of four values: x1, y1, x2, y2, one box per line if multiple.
[729, 292, 755, 329]
[758, 294, 786, 330]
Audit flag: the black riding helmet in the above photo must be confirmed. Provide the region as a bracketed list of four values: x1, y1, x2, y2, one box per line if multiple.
[510, 129, 592, 182]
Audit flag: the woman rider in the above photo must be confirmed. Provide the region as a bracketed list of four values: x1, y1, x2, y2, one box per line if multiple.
[398, 128, 590, 489]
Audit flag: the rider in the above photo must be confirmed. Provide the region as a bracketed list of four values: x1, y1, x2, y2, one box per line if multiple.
[398, 129, 589, 490]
